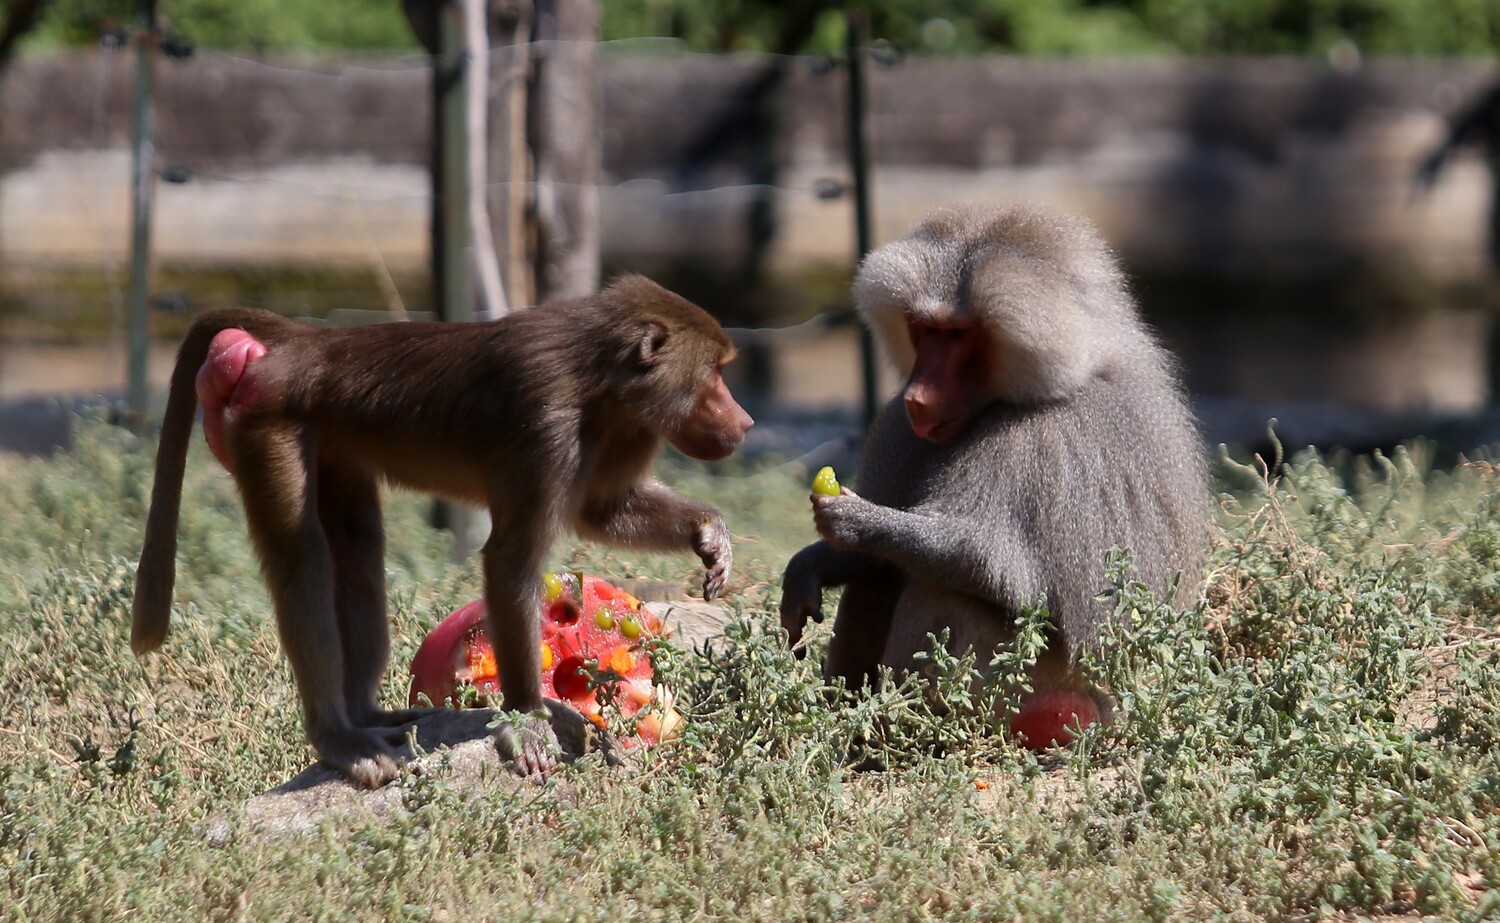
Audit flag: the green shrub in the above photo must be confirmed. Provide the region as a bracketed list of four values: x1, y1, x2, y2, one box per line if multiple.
[2, 417, 1500, 920]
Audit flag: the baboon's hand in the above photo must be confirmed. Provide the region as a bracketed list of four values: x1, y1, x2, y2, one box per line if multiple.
[811, 488, 875, 550]
[778, 548, 824, 650]
[694, 513, 733, 600]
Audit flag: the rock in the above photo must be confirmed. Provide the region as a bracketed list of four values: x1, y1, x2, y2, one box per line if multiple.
[646, 599, 734, 649]
[209, 702, 610, 842]
[0, 395, 77, 455]
[613, 577, 681, 602]
[206, 598, 734, 844]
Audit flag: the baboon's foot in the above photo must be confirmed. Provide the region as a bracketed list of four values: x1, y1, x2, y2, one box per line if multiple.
[314, 726, 403, 788]
[495, 714, 560, 781]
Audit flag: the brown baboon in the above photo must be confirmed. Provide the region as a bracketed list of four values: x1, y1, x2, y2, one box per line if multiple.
[781, 205, 1208, 741]
[133, 274, 753, 785]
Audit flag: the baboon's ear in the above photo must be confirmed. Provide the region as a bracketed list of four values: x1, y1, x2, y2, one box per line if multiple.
[638, 320, 670, 367]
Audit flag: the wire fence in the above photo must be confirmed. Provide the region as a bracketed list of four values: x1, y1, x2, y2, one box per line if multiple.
[0, 29, 895, 452]
[59, 32, 895, 351]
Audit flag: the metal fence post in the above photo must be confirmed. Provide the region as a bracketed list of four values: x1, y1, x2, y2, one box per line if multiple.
[126, 0, 157, 418]
[846, 6, 879, 430]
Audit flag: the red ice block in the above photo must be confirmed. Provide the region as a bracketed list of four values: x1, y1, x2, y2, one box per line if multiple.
[407, 575, 679, 745]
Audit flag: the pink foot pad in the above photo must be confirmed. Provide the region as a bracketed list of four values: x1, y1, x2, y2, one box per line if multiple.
[195, 328, 266, 471]
[1008, 689, 1100, 750]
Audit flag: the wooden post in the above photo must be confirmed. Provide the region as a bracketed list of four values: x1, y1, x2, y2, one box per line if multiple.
[412, 0, 601, 543]
[126, 0, 157, 418]
[464, 0, 509, 318]
[487, 0, 535, 310]
[431, 1, 474, 543]
[435, 2, 471, 325]
[477, 0, 603, 308]
[530, 0, 600, 299]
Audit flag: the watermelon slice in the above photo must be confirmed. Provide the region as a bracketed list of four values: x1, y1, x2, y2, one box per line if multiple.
[408, 573, 681, 746]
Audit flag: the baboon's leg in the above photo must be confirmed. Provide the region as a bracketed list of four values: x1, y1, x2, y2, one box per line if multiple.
[316, 461, 406, 730]
[234, 423, 399, 787]
[825, 574, 902, 691]
[481, 498, 562, 778]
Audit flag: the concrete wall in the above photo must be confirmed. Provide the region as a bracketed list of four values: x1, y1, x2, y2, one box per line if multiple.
[2, 51, 1497, 419]
[1, 51, 1492, 276]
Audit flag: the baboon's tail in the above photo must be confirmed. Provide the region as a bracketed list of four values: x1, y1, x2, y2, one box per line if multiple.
[130, 308, 276, 655]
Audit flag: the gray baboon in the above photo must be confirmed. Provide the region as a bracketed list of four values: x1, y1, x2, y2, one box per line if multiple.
[781, 205, 1208, 740]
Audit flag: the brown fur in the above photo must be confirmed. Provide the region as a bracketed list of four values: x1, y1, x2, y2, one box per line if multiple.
[133, 274, 752, 785]
[781, 205, 1209, 716]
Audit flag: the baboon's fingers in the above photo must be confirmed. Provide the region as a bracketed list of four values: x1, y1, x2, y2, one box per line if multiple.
[703, 559, 730, 600]
[777, 557, 827, 653]
[693, 515, 733, 601]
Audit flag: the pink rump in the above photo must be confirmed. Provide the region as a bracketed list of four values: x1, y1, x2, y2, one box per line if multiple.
[195, 328, 267, 470]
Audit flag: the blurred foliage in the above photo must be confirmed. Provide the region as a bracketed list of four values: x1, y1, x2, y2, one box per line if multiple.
[615, 0, 1500, 56]
[28, 0, 418, 52]
[18, 0, 1500, 56]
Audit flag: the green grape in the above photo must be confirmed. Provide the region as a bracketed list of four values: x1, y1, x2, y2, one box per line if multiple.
[541, 572, 565, 602]
[812, 466, 841, 497]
